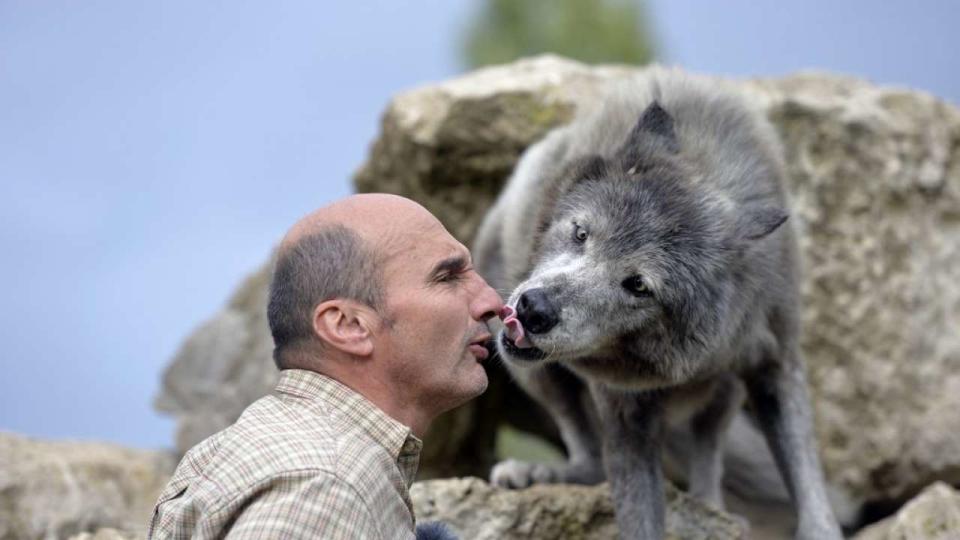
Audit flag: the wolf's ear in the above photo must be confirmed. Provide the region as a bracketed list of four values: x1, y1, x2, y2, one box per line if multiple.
[573, 154, 607, 181]
[622, 101, 680, 155]
[736, 206, 789, 242]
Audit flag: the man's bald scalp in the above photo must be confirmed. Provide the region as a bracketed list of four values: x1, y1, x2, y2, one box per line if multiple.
[268, 194, 450, 369]
[279, 193, 436, 255]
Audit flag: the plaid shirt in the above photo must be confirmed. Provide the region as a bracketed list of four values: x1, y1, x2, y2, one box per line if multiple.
[148, 369, 423, 539]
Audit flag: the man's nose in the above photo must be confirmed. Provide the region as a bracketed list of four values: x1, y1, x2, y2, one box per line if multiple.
[472, 277, 504, 322]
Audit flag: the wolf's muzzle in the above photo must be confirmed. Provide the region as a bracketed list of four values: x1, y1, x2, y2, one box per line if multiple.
[517, 288, 560, 334]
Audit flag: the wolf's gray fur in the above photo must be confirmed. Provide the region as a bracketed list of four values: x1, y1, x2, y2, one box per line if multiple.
[473, 67, 842, 539]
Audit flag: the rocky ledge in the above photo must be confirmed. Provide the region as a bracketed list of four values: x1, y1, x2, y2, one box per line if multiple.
[854, 482, 960, 540]
[412, 477, 747, 540]
[5, 430, 960, 538]
[0, 431, 174, 540]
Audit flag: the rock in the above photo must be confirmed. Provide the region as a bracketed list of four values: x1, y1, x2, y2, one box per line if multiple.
[0, 431, 175, 540]
[854, 482, 960, 540]
[410, 477, 747, 540]
[156, 55, 960, 507]
[747, 72, 960, 506]
[354, 56, 634, 242]
[67, 529, 136, 540]
[154, 263, 278, 455]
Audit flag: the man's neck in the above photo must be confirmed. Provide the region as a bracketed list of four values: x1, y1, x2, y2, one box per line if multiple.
[312, 360, 432, 438]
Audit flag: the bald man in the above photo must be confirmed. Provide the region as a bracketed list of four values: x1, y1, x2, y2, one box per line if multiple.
[148, 194, 503, 540]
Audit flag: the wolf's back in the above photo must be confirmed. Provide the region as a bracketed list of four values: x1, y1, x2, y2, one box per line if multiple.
[563, 66, 788, 206]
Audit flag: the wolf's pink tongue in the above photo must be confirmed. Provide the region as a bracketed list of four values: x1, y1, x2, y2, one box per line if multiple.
[500, 305, 532, 349]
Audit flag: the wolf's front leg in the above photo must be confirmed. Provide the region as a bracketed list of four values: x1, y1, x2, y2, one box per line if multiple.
[592, 383, 665, 540]
[686, 374, 744, 509]
[490, 363, 604, 489]
[744, 359, 842, 540]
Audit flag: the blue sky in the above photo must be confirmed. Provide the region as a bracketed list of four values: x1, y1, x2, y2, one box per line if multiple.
[1, 1, 956, 451]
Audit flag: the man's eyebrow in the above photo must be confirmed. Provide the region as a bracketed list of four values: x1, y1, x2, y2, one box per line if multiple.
[429, 254, 470, 279]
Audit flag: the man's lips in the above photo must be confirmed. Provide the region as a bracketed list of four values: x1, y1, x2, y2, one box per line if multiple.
[469, 333, 492, 361]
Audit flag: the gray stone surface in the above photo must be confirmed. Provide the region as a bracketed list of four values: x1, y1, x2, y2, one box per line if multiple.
[67, 529, 136, 540]
[854, 482, 960, 540]
[155, 55, 960, 505]
[747, 72, 960, 504]
[354, 56, 634, 242]
[0, 431, 174, 540]
[411, 477, 747, 540]
[153, 261, 277, 455]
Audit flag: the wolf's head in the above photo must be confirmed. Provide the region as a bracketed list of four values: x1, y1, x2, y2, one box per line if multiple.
[497, 102, 788, 389]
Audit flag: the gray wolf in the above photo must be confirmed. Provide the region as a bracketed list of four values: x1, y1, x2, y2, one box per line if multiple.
[473, 67, 842, 539]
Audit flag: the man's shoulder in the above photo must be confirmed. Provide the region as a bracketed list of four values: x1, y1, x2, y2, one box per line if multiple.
[203, 393, 340, 483]
[175, 391, 397, 496]
[149, 391, 414, 539]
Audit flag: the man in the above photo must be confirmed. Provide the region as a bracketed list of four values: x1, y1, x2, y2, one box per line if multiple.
[148, 194, 503, 539]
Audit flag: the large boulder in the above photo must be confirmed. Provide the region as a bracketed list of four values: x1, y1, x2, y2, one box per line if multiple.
[155, 56, 960, 508]
[749, 72, 960, 506]
[411, 477, 747, 540]
[0, 431, 174, 540]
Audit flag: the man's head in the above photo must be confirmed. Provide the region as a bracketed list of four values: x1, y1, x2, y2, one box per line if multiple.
[267, 194, 503, 420]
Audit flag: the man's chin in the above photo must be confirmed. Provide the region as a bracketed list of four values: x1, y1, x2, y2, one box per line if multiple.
[428, 372, 486, 417]
[460, 362, 489, 400]
[470, 361, 489, 394]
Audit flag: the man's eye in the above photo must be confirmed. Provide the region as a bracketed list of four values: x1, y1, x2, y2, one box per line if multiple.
[438, 273, 463, 283]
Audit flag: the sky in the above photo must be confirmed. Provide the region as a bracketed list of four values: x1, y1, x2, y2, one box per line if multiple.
[1, 1, 956, 451]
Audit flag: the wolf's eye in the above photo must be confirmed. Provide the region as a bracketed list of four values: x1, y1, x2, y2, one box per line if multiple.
[573, 223, 588, 243]
[622, 275, 651, 297]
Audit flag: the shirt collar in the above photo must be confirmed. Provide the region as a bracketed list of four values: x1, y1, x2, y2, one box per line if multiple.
[274, 369, 423, 487]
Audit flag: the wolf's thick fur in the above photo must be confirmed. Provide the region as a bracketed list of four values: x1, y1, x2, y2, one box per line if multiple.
[474, 67, 842, 539]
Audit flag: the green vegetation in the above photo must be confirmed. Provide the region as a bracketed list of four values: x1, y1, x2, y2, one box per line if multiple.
[462, 0, 656, 69]
[495, 424, 566, 464]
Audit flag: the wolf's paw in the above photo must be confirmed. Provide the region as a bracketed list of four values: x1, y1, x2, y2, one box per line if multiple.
[489, 459, 556, 489]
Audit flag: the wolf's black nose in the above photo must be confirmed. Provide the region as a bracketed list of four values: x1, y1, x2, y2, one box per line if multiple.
[517, 288, 560, 334]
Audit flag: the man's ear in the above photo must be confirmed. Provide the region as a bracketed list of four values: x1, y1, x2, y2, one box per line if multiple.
[312, 299, 376, 357]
